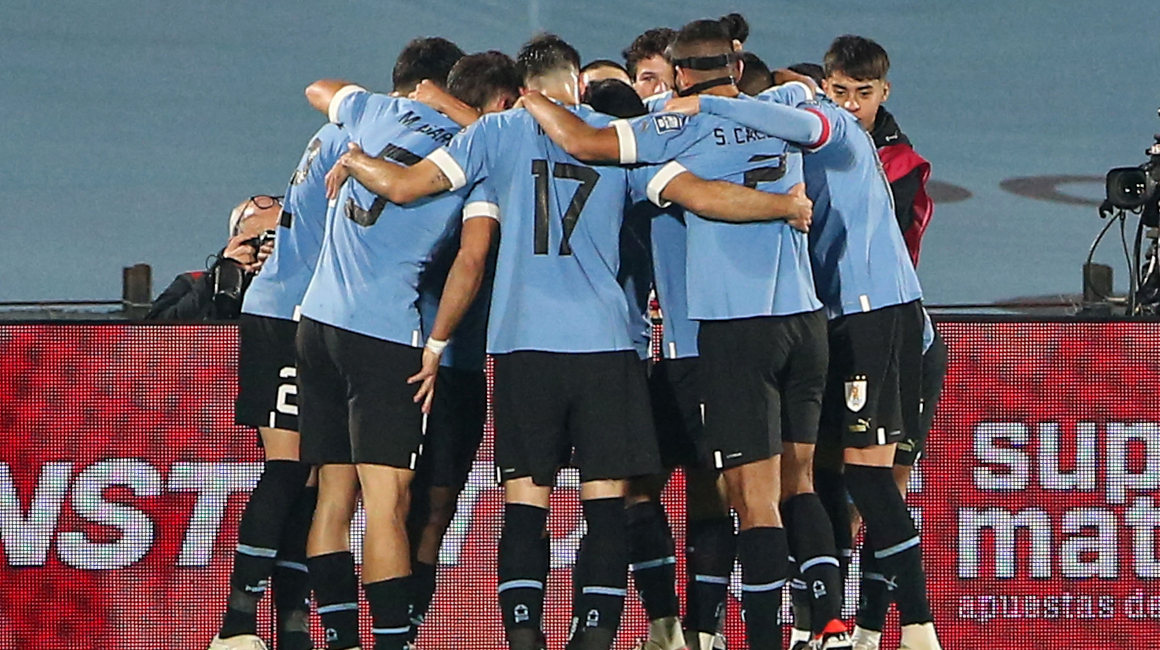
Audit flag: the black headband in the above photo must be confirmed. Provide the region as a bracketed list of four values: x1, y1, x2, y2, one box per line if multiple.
[676, 76, 735, 97]
[670, 53, 736, 71]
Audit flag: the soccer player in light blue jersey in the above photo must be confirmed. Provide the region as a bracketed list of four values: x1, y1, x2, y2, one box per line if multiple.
[686, 63, 943, 650]
[292, 41, 519, 650]
[404, 52, 521, 644]
[333, 33, 813, 650]
[515, 20, 849, 650]
[209, 125, 347, 650]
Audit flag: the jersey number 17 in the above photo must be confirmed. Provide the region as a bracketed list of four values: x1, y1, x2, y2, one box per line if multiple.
[531, 159, 598, 256]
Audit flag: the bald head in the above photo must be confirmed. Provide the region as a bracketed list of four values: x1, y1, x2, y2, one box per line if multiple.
[230, 195, 281, 239]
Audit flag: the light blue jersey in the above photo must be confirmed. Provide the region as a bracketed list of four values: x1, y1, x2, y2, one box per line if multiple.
[300, 89, 479, 347]
[417, 200, 498, 372]
[243, 123, 348, 321]
[616, 105, 821, 321]
[427, 104, 651, 354]
[703, 87, 923, 318]
[646, 204, 698, 359]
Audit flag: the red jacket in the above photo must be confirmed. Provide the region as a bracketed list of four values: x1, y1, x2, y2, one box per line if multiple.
[872, 108, 933, 267]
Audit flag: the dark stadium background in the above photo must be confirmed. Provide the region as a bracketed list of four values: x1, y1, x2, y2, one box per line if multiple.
[1, 0, 1159, 305]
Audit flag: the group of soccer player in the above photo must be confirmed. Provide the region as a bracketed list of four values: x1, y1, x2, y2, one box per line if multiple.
[211, 12, 947, 650]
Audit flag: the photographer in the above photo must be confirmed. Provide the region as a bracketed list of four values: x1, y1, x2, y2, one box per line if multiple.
[145, 195, 280, 320]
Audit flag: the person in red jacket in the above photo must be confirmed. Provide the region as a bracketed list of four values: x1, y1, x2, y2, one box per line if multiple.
[819, 37, 933, 267]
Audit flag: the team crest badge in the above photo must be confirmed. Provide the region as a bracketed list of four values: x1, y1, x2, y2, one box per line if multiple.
[845, 378, 867, 412]
[653, 113, 686, 133]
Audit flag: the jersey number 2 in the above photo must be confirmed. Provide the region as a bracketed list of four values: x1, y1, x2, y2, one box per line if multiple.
[531, 159, 598, 255]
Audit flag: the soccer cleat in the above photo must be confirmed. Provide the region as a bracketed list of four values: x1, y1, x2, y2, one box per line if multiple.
[631, 617, 686, 650]
[813, 619, 853, 650]
[898, 622, 942, 650]
[687, 631, 716, 650]
[851, 626, 882, 650]
[711, 631, 726, 650]
[208, 635, 269, 650]
[788, 627, 812, 650]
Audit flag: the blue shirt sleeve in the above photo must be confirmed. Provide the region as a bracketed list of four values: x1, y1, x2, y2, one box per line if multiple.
[699, 94, 831, 149]
[330, 85, 372, 127]
[427, 117, 491, 192]
[758, 81, 818, 108]
[619, 112, 707, 165]
[463, 180, 500, 222]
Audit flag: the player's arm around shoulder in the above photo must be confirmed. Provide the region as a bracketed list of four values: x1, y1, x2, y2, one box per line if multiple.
[518, 91, 621, 163]
[333, 144, 453, 205]
[662, 172, 813, 231]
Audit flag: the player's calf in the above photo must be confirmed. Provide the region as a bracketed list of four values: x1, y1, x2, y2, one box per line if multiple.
[499, 502, 551, 650]
[844, 462, 940, 650]
[218, 456, 312, 641]
[569, 495, 631, 650]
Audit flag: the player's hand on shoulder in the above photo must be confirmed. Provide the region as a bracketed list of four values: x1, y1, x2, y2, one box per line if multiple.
[325, 142, 366, 200]
[662, 95, 701, 116]
[786, 183, 813, 233]
[409, 79, 451, 112]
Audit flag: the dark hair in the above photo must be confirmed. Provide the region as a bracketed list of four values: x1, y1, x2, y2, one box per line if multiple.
[622, 27, 676, 78]
[668, 19, 735, 66]
[787, 62, 826, 88]
[737, 51, 772, 95]
[447, 51, 522, 110]
[582, 79, 647, 119]
[823, 35, 890, 81]
[517, 34, 581, 83]
[392, 37, 466, 94]
[581, 59, 629, 78]
[719, 12, 749, 44]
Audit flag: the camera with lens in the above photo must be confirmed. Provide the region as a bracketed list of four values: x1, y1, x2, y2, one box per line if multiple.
[1105, 108, 1160, 224]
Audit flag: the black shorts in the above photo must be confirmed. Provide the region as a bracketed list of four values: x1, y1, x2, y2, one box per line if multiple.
[697, 310, 828, 469]
[236, 314, 299, 432]
[296, 317, 425, 468]
[895, 324, 947, 466]
[648, 357, 702, 469]
[413, 366, 487, 489]
[820, 300, 924, 450]
[492, 350, 661, 487]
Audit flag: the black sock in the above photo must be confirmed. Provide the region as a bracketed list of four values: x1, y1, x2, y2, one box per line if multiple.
[627, 500, 679, 621]
[311, 551, 361, 650]
[499, 504, 550, 650]
[365, 577, 412, 650]
[738, 527, 788, 650]
[783, 493, 842, 634]
[684, 516, 734, 635]
[845, 464, 932, 626]
[569, 498, 628, 650]
[274, 486, 317, 650]
[220, 460, 311, 638]
[856, 543, 890, 632]
[814, 466, 852, 584]
[409, 561, 438, 635]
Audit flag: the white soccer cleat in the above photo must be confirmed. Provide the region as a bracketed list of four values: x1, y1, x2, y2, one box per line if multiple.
[788, 626, 812, 650]
[633, 617, 687, 650]
[687, 630, 717, 650]
[898, 622, 942, 650]
[850, 626, 881, 650]
[207, 635, 269, 650]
